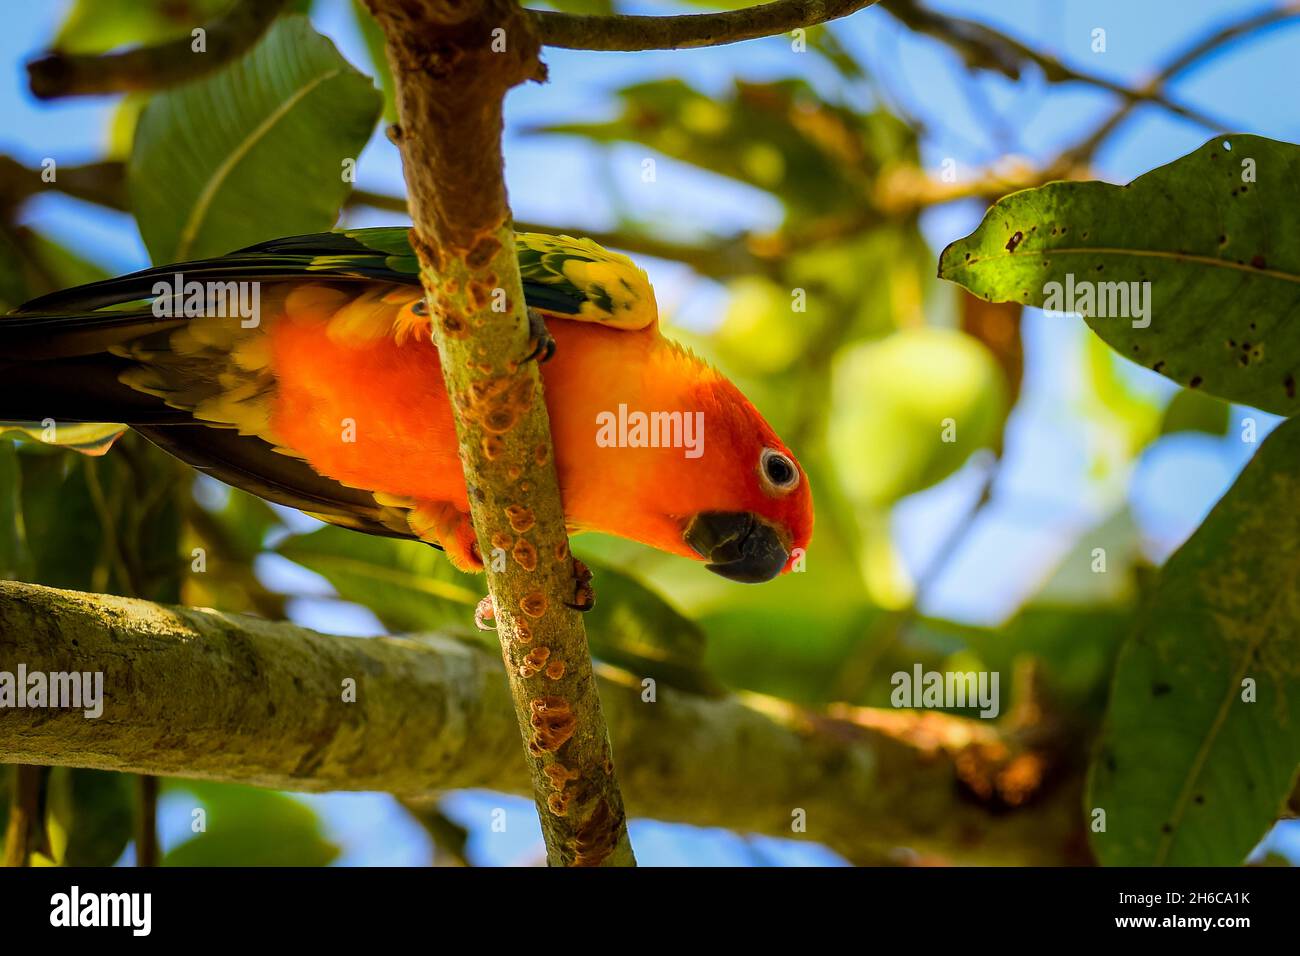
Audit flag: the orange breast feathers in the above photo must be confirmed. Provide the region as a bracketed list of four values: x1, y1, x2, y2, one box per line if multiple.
[266, 303, 813, 575]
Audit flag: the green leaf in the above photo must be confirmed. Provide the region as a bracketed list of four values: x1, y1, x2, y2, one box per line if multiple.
[53, 0, 230, 55]
[1160, 388, 1231, 437]
[201, 486, 282, 563]
[578, 562, 722, 695]
[276, 524, 479, 632]
[1087, 416, 1300, 865]
[939, 135, 1300, 415]
[24, 232, 113, 288]
[45, 769, 134, 867]
[163, 781, 338, 866]
[349, 0, 397, 125]
[827, 328, 1007, 508]
[0, 440, 29, 580]
[17, 451, 103, 591]
[129, 14, 381, 262]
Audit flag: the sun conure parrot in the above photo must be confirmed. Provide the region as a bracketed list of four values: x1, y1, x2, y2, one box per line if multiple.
[0, 228, 812, 583]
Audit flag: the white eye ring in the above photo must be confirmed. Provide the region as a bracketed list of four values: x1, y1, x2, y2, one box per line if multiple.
[759, 447, 799, 495]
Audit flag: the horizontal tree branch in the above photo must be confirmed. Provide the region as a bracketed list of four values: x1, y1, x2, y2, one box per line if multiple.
[0, 581, 1090, 865]
[26, 0, 289, 100]
[529, 0, 881, 51]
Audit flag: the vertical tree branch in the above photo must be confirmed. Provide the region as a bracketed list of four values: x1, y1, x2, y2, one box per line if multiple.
[2, 766, 45, 867]
[362, 0, 635, 866]
[136, 776, 159, 867]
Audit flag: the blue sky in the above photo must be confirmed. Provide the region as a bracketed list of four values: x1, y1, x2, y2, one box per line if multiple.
[4, 0, 1298, 865]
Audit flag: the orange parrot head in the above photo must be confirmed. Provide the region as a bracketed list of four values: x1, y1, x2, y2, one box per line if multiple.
[679, 376, 812, 583]
[586, 360, 813, 584]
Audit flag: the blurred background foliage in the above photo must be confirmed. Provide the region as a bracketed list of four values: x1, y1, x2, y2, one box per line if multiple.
[1, 0, 1297, 866]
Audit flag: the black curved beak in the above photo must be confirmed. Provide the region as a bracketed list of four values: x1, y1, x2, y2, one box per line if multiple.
[683, 511, 789, 583]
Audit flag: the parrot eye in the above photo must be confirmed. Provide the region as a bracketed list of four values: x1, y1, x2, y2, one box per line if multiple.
[759, 447, 799, 495]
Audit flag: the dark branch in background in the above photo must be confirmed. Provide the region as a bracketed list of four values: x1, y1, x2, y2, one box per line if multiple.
[136, 776, 159, 867]
[0, 582, 1094, 865]
[2, 766, 48, 867]
[26, 0, 289, 99]
[1059, 1, 1300, 165]
[0, 156, 128, 214]
[362, 0, 635, 867]
[879, 0, 1235, 134]
[530, 0, 881, 51]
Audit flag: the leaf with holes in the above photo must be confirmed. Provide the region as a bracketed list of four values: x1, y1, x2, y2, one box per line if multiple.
[939, 135, 1300, 416]
[130, 14, 380, 262]
[1086, 416, 1300, 865]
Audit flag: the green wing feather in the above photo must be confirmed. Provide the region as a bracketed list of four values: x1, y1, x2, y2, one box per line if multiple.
[13, 227, 657, 331]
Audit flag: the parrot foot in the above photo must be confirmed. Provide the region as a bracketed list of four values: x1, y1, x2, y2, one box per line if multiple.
[474, 594, 497, 631]
[523, 308, 556, 364]
[476, 559, 593, 626]
[565, 558, 596, 612]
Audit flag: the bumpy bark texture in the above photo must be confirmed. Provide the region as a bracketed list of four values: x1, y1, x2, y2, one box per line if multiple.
[0, 582, 1093, 865]
[363, 0, 633, 866]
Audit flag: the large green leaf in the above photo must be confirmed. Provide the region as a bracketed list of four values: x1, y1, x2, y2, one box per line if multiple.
[939, 135, 1300, 415]
[17, 450, 103, 591]
[576, 560, 721, 695]
[53, 0, 230, 54]
[130, 14, 381, 262]
[0, 441, 28, 580]
[276, 524, 479, 632]
[827, 328, 1007, 508]
[1160, 388, 1231, 437]
[1087, 416, 1300, 865]
[349, 0, 397, 125]
[45, 769, 134, 867]
[163, 781, 338, 866]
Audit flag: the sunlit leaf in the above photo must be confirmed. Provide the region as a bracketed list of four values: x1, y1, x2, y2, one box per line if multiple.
[130, 15, 381, 262]
[275, 524, 478, 633]
[45, 769, 134, 867]
[827, 328, 1007, 508]
[53, 0, 229, 54]
[163, 781, 338, 866]
[349, 0, 397, 125]
[939, 134, 1300, 415]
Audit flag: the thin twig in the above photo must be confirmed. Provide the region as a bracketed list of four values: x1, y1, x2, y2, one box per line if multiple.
[136, 776, 159, 867]
[530, 0, 881, 51]
[1061, 1, 1300, 164]
[880, 0, 1234, 133]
